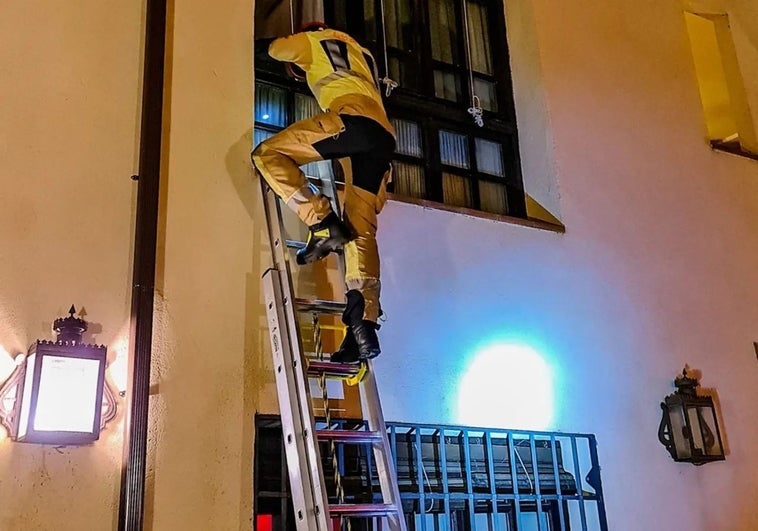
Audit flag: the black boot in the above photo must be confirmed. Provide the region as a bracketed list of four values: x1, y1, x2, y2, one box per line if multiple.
[352, 320, 381, 360]
[330, 327, 360, 364]
[296, 212, 351, 265]
[342, 290, 381, 360]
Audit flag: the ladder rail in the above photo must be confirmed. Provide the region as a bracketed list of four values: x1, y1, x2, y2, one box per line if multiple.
[260, 180, 331, 531]
[262, 271, 324, 529]
[259, 163, 407, 530]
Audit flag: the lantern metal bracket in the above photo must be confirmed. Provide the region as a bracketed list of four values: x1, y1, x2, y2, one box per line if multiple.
[658, 367, 725, 465]
[0, 356, 26, 436]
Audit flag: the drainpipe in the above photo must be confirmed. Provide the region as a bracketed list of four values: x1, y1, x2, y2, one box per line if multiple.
[118, 0, 167, 529]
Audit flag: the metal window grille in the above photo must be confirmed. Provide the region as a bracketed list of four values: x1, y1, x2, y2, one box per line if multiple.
[254, 415, 609, 530]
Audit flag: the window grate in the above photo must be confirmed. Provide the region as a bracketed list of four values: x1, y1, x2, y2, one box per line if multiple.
[255, 415, 609, 530]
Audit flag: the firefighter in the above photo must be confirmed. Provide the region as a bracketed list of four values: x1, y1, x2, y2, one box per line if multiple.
[252, 23, 396, 363]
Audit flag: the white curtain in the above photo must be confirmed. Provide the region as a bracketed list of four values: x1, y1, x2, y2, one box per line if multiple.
[474, 138, 504, 177]
[439, 130, 470, 168]
[392, 119, 423, 157]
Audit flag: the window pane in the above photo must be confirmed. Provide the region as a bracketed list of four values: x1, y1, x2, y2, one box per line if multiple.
[364, 0, 377, 41]
[302, 160, 334, 180]
[255, 84, 287, 126]
[474, 78, 497, 112]
[254, 128, 275, 147]
[392, 161, 426, 199]
[475, 138, 504, 176]
[466, 1, 493, 74]
[329, 0, 349, 31]
[390, 57, 422, 93]
[293, 94, 333, 179]
[442, 172, 473, 208]
[430, 0, 459, 64]
[294, 93, 322, 121]
[439, 130, 469, 168]
[327, 0, 376, 41]
[478, 180, 508, 215]
[385, 0, 414, 52]
[434, 70, 461, 102]
[392, 119, 423, 157]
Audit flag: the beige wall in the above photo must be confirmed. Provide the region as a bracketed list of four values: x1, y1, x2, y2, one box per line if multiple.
[1, 0, 757, 530]
[0, 1, 142, 529]
[0, 0, 263, 529]
[374, 0, 758, 530]
[146, 0, 260, 528]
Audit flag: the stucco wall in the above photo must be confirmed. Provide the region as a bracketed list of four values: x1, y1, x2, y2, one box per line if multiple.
[0, 1, 142, 529]
[0, 0, 263, 529]
[145, 0, 260, 529]
[374, 0, 758, 530]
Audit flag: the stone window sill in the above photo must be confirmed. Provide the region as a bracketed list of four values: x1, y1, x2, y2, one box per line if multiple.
[387, 193, 565, 234]
[711, 140, 758, 163]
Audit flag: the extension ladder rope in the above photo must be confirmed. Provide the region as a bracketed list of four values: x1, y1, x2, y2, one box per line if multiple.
[313, 312, 352, 531]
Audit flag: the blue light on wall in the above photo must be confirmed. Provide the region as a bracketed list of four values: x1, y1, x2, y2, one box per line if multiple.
[456, 342, 555, 431]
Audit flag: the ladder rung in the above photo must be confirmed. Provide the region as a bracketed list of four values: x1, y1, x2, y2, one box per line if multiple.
[296, 298, 345, 314]
[329, 503, 400, 518]
[307, 360, 361, 378]
[316, 429, 383, 444]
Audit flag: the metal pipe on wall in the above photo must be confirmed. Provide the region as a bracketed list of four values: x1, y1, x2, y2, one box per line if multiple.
[118, 0, 167, 528]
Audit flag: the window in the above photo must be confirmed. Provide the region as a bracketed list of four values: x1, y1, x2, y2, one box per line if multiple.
[254, 415, 610, 530]
[684, 11, 758, 160]
[327, 0, 526, 218]
[254, 0, 527, 219]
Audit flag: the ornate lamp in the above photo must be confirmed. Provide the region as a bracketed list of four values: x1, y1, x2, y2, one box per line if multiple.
[658, 368, 725, 465]
[0, 306, 117, 445]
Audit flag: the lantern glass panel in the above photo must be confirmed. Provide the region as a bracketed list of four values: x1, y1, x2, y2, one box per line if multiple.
[17, 354, 36, 438]
[668, 401, 691, 459]
[685, 405, 705, 454]
[697, 405, 722, 457]
[35, 355, 101, 433]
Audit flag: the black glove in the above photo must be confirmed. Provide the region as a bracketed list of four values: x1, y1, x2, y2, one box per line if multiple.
[254, 38, 275, 58]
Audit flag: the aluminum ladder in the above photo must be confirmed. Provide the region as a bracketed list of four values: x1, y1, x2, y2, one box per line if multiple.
[259, 171, 407, 531]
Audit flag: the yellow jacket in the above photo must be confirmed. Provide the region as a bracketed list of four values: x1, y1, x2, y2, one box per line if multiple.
[269, 29, 395, 136]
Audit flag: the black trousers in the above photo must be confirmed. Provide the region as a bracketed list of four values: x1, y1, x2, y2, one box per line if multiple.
[312, 114, 396, 195]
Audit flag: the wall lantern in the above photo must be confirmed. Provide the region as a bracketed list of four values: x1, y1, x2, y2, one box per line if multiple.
[0, 306, 117, 445]
[658, 367, 725, 465]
